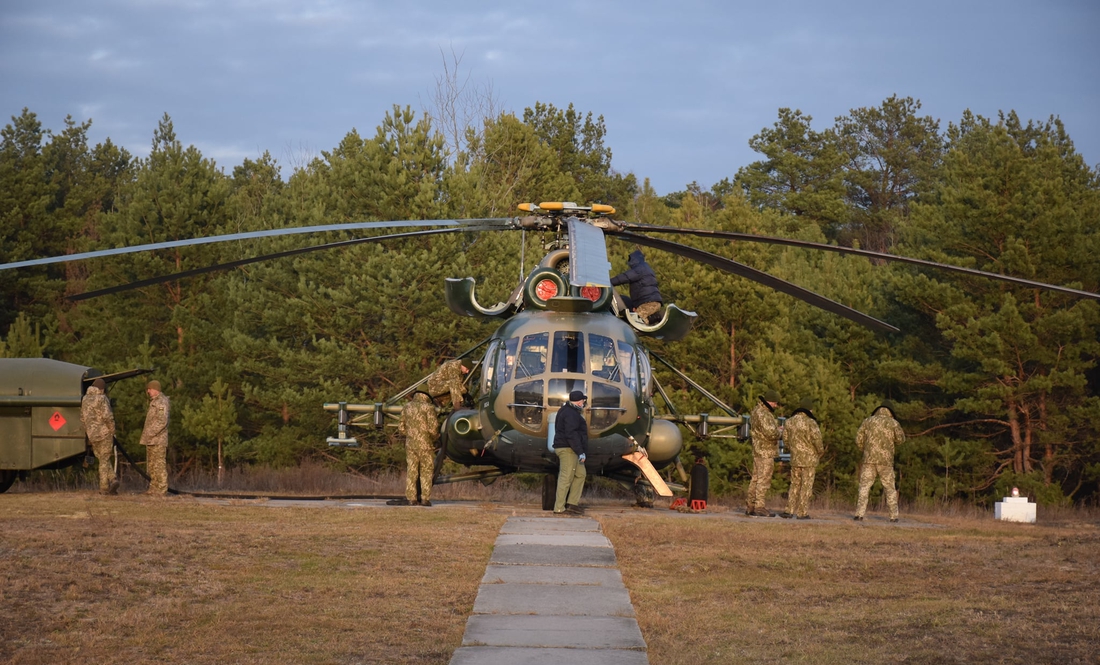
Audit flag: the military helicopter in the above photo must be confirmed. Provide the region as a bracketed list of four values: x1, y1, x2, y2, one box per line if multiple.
[4, 201, 1098, 507]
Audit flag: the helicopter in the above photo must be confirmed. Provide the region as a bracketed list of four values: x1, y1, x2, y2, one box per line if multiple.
[4, 201, 1098, 506]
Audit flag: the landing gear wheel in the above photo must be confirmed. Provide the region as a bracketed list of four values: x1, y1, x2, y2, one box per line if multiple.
[633, 480, 656, 508]
[542, 473, 556, 511]
[0, 470, 16, 494]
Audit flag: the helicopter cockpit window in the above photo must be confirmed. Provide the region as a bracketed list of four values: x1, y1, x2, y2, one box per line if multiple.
[548, 378, 587, 408]
[588, 334, 619, 381]
[494, 337, 519, 391]
[515, 333, 548, 379]
[483, 340, 499, 394]
[550, 331, 585, 374]
[511, 379, 544, 429]
[589, 382, 623, 430]
[638, 348, 653, 397]
[616, 341, 638, 393]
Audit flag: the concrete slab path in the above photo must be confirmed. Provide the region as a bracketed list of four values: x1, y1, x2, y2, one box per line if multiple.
[449, 516, 648, 665]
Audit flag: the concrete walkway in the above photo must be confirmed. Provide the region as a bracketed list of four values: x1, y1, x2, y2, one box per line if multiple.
[449, 516, 648, 665]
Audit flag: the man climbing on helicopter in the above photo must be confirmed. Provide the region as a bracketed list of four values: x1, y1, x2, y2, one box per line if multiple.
[611, 249, 663, 324]
[427, 357, 473, 408]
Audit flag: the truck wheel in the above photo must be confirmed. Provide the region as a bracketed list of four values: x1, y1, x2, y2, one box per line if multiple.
[0, 470, 16, 494]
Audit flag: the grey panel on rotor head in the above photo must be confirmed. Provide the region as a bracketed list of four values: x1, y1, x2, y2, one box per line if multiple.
[567, 219, 612, 288]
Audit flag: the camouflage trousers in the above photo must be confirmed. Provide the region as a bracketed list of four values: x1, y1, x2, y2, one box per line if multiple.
[90, 437, 116, 492]
[145, 443, 168, 495]
[405, 444, 434, 503]
[634, 301, 661, 322]
[855, 463, 898, 519]
[746, 455, 775, 511]
[786, 465, 817, 517]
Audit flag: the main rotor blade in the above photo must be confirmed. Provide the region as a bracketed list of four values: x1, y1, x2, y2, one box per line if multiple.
[614, 232, 900, 333]
[2, 218, 512, 272]
[615, 222, 1100, 302]
[68, 225, 507, 301]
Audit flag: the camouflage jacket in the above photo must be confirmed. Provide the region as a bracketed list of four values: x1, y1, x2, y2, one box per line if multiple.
[140, 393, 170, 447]
[427, 359, 466, 405]
[80, 386, 115, 442]
[750, 398, 780, 458]
[856, 408, 905, 466]
[785, 410, 823, 467]
[399, 393, 439, 452]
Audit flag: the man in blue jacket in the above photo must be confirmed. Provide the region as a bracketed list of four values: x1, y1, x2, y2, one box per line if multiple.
[553, 390, 589, 515]
[611, 249, 663, 324]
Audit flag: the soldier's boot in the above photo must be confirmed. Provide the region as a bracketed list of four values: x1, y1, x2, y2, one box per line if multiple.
[386, 498, 410, 506]
[565, 504, 584, 515]
[780, 511, 794, 519]
[420, 500, 432, 507]
[853, 515, 864, 521]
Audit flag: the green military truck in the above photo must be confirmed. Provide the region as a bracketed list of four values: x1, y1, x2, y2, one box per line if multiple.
[0, 358, 149, 492]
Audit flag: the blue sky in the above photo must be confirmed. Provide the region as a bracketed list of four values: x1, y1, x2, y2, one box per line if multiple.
[2, 0, 1097, 195]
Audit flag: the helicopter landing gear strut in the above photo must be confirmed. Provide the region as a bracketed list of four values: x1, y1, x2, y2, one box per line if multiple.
[633, 479, 656, 508]
[542, 473, 556, 511]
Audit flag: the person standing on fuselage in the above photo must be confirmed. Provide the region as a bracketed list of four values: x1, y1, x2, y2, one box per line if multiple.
[611, 249, 663, 324]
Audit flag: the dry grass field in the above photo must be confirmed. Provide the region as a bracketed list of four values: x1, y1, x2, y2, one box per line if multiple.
[602, 508, 1100, 665]
[3, 492, 1098, 664]
[0, 493, 506, 665]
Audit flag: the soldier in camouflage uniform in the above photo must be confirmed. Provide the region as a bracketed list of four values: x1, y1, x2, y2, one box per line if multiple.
[81, 378, 118, 494]
[746, 389, 782, 516]
[781, 397, 823, 519]
[393, 391, 439, 506]
[140, 380, 171, 495]
[427, 358, 472, 408]
[854, 400, 905, 522]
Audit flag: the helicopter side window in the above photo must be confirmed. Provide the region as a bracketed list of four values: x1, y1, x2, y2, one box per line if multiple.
[616, 341, 638, 393]
[589, 334, 619, 381]
[551, 331, 585, 373]
[483, 340, 499, 394]
[511, 379, 544, 429]
[515, 333, 548, 379]
[637, 348, 653, 398]
[494, 337, 519, 391]
[589, 382, 623, 430]
[548, 378, 587, 408]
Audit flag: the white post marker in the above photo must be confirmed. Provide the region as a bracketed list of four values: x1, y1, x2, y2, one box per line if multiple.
[994, 487, 1036, 523]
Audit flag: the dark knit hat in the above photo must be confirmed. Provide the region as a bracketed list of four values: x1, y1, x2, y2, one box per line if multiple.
[763, 390, 781, 405]
[92, 378, 106, 390]
[568, 390, 587, 402]
[146, 380, 161, 391]
[799, 397, 814, 411]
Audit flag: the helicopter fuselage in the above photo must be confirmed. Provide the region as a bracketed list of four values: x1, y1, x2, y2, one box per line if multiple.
[440, 307, 683, 477]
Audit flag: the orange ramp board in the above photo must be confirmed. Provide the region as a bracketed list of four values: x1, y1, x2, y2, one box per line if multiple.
[621, 451, 673, 497]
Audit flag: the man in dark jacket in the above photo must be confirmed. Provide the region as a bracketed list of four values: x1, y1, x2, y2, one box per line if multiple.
[611, 249, 663, 323]
[552, 389, 589, 515]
